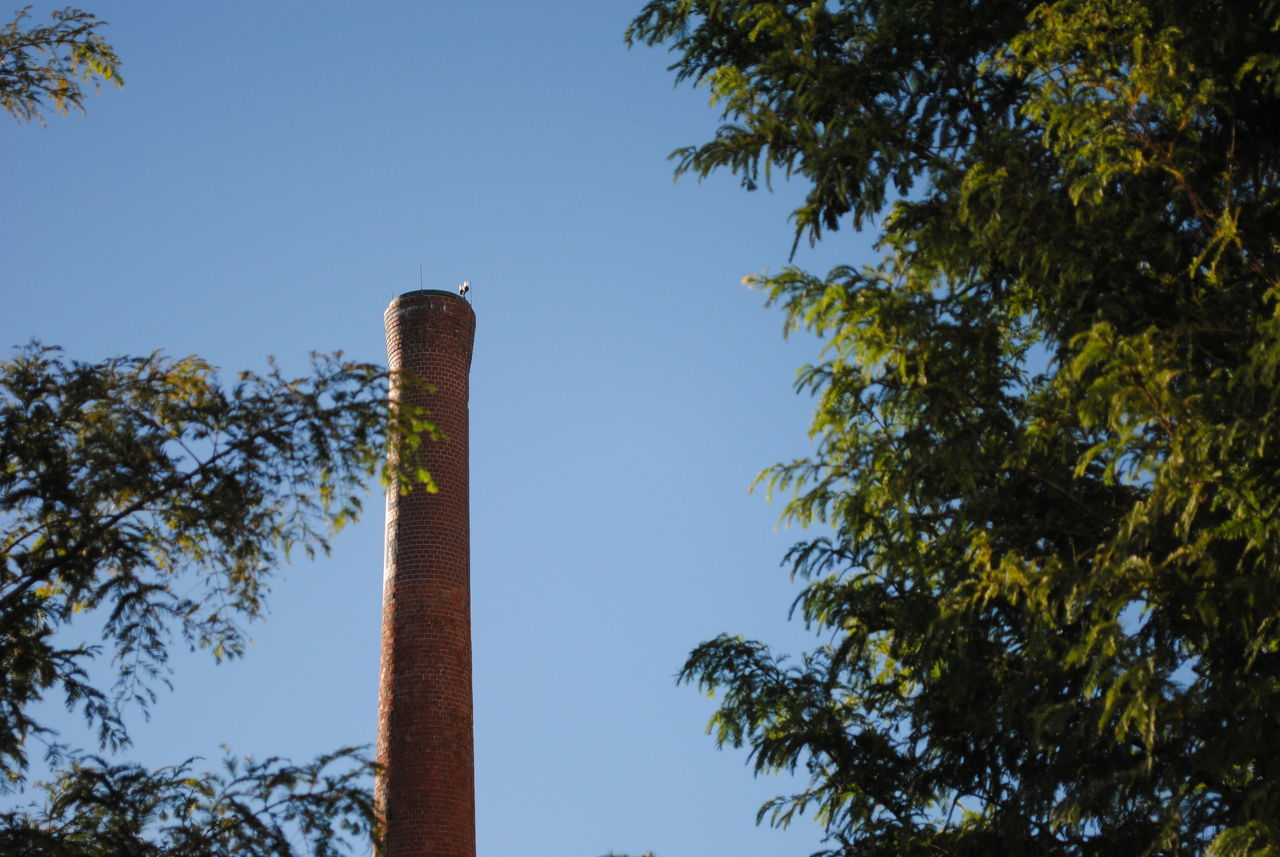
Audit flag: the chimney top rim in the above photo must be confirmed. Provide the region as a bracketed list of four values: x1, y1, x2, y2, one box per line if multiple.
[391, 288, 467, 302]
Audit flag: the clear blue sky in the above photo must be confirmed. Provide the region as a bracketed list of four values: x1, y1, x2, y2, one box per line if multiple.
[1, 3, 875, 854]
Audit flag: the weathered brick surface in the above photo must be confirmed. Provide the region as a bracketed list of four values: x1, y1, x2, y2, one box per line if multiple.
[377, 289, 476, 857]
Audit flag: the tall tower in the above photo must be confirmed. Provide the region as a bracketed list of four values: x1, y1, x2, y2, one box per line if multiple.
[377, 289, 477, 857]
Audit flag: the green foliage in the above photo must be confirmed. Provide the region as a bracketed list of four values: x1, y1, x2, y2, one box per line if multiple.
[631, 1, 1280, 855]
[0, 6, 122, 123]
[0, 748, 379, 857]
[0, 15, 426, 854]
[0, 344, 433, 854]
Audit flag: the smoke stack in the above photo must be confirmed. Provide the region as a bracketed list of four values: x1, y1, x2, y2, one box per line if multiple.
[377, 289, 477, 857]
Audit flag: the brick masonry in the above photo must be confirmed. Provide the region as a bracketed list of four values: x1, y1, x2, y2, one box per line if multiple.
[377, 289, 477, 857]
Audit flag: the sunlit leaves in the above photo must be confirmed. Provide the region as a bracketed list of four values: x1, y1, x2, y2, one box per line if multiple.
[0, 6, 122, 123]
[0, 344, 433, 789]
[633, 1, 1280, 855]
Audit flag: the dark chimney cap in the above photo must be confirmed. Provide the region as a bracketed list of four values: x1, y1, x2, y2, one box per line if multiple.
[394, 288, 467, 301]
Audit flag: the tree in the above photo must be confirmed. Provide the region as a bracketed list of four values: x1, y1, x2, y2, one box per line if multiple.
[0, 12, 435, 853]
[1, 5, 121, 123]
[0, 750, 379, 857]
[0, 345, 432, 854]
[628, 1, 1280, 855]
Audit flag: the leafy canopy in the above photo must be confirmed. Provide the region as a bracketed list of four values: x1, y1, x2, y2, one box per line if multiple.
[1, 5, 121, 123]
[0, 11, 432, 855]
[0, 345, 433, 854]
[0, 749, 379, 857]
[629, 1, 1280, 855]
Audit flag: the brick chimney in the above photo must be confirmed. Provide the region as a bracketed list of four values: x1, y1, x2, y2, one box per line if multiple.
[377, 289, 477, 857]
